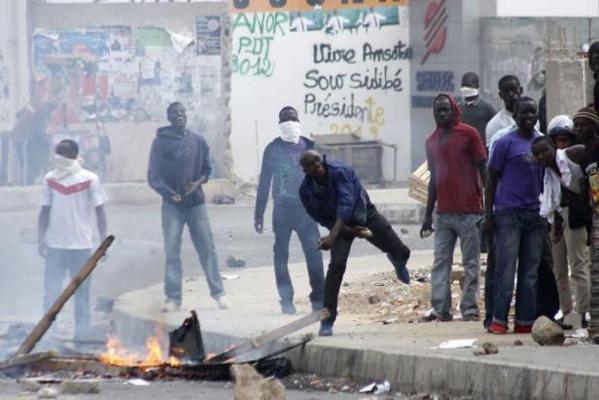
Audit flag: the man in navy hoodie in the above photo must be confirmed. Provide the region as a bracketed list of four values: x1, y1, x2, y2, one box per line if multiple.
[299, 150, 411, 336]
[148, 102, 230, 312]
[254, 106, 325, 315]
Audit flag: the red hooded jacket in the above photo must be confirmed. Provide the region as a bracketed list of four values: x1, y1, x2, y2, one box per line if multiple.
[425, 94, 487, 213]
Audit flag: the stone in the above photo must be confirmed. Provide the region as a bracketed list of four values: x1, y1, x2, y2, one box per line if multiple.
[472, 342, 498, 356]
[368, 295, 381, 304]
[514, 339, 524, 346]
[532, 316, 565, 346]
[230, 363, 285, 400]
[60, 380, 100, 394]
[37, 387, 59, 399]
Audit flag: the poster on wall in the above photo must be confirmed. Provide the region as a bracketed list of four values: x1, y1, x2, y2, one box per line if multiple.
[31, 25, 216, 132]
[195, 16, 222, 56]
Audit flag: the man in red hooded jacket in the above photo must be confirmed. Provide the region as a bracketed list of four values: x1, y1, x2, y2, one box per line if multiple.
[420, 94, 487, 322]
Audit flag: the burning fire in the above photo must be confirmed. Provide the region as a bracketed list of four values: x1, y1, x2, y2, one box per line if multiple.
[99, 335, 181, 368]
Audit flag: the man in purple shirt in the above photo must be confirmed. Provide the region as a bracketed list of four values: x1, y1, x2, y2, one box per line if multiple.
[483, 96, 545, 334]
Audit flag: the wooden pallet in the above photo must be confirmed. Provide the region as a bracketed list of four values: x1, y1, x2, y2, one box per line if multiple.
[408, 161, 429, 205]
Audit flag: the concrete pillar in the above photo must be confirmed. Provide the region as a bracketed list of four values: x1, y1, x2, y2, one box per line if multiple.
[545, 58, 593, 122]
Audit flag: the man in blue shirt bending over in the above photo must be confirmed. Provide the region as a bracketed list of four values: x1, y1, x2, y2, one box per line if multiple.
[299, 150, 411, 336]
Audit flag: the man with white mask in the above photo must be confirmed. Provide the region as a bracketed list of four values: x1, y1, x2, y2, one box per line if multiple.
[458, 72, 496, 148]
[254, 106, 325, 315]
[38, 139, 107, 340]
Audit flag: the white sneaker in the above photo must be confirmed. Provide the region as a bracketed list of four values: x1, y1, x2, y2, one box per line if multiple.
[161, 299, 180, 313]
[216, 295, 231, 310]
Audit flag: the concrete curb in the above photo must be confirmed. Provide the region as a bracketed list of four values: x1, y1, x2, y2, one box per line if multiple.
[287, 343, 598, 400]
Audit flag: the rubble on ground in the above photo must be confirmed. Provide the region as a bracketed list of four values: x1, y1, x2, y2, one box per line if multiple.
[472, 342, 499, 356]
[322, 266, 485, 324]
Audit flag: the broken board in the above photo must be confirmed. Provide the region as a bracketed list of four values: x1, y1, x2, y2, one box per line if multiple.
[208, 309, 329, 363]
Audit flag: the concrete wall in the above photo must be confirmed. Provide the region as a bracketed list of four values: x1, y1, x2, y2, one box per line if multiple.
[0, 1, 30, 131]
[29, 1, 233, 179]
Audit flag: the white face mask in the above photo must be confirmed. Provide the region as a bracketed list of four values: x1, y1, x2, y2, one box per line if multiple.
[279, 121, 302, 144]
[460, 87, 479, 99]
[49, 154, 82, 180]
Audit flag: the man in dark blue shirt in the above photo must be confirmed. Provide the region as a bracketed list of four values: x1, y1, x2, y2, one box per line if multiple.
[148, 102, 229, 312]
[254, 107, 324, 315]
[299, 150, 411, 336]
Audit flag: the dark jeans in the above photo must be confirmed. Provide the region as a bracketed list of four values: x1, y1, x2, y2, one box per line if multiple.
[537, 231, 560, 319]
[493, 209, 545, 326]
[272, 205, 325, 306]
[324, 204, 410, 324]
[483, 232, 495, 328]
[44, 248, 92, 339]
[162, 202, 224, 303]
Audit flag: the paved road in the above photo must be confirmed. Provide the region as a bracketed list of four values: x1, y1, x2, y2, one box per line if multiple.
[0, 379, 374, 399]
[0, 203, 433, 326]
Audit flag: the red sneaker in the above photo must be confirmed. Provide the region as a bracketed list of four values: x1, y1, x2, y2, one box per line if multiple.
[514, 324, 532, 334]
[489, 322, 508, 334]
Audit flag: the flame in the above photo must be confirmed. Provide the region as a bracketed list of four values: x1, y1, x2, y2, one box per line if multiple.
[99, 334, 182, 368]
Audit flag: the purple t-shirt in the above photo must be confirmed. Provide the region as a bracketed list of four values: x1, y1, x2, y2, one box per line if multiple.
[488, 130, 543, 211]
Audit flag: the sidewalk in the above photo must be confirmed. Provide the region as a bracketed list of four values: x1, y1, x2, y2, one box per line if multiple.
[0, 183, 424, 223]
[113, 250, 599, 400]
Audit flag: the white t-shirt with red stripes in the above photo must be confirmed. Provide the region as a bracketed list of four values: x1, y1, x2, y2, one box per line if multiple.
[41, 169, 107, 250]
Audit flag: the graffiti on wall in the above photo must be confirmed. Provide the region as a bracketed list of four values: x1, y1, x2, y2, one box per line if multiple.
[231, 0, 408, 13]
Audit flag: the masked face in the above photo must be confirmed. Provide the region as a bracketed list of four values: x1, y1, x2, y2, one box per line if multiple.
[279, 121, 302, 144]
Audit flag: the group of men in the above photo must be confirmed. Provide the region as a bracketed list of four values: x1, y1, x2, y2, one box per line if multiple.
[37, 45, 599, 341]
[421, 60, 599, 334]
[37, 99, 411, 339]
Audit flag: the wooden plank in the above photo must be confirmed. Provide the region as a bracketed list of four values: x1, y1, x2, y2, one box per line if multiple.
[15, 236, 115, 356]
[0, 351, 57, 370]
[208, 309, 329, 363]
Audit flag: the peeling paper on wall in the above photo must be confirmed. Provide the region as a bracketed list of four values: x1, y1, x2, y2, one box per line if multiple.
[167, 30, 193, 54]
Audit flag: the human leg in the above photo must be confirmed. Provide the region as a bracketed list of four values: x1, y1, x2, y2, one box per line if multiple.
[363, 205, 411, 282]
[66, 249, 92, 339]
[551, 224, 572, 314]
[187, 203, 225, 299]
[295, 215, 325, 311]
[492, 211, 521, 328]
[427, 213, 458, 320]
[514, 212, 544, 327]
[272, 206, 295, 309]
[456, 214, 481, 318]
[565, 224, 591, 314]
[161, 202, 186, 305]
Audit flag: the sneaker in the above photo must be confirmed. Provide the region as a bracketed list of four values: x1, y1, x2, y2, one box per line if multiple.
[462, 314, 480, 322]
[582, 313, 590, 329]
[387, 254, 410, 284]
[419, 310, 453, 323]
[318, 321, 333, 337]
[281, 302, 297, 315]
[554, 317, 573, 330]
[161, 299, 180, 313]
[216, 295, 231, 310]
[513, 324, 532, 334]
[489, 322, 507, 334]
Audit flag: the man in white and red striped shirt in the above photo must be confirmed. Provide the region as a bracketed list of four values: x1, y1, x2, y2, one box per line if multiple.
[38, 139, 107, 340]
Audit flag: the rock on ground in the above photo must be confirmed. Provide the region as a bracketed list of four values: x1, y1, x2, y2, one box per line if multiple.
[231, 363, 286, 400]
[532, 316, 565, 346]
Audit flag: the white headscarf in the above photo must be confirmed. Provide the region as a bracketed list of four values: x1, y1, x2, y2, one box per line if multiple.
[279, 121, 302, 144]
[47, 154, 82, 180]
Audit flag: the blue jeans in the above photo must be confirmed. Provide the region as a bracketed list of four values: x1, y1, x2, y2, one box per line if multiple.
[431, 213, 481, 319]
[493, 209, 545, 326]
[272, 205, 325, 307]
[162, 202, 224, 303]
[44, 248, 92, 339]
